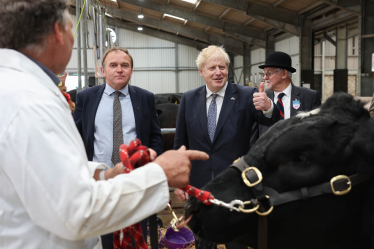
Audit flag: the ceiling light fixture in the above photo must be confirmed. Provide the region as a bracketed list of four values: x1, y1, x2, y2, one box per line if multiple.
[164, 14, 185, 21]
[138, 8, 144, 19]
[181, 0, 197, 4]
[137, 27, 143, 31]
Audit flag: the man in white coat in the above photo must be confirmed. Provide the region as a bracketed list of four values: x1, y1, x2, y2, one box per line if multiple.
[0, 1, 208, 249]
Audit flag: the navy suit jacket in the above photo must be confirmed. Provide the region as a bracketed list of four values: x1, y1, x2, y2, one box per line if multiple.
[258, 85, 321, 136]
[174, 82, 280, 188]
[73, 84, 164, 161]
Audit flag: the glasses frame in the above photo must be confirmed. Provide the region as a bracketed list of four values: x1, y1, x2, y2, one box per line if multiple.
[260, 69, 282, 79]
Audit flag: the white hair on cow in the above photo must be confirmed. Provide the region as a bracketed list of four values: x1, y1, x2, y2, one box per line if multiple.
[296, 108, 321, 119]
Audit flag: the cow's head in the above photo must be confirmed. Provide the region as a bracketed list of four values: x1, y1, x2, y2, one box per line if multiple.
[185, 93, 374, 248]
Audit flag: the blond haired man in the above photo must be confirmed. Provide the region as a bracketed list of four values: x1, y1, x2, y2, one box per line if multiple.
[173, 45, 280, 249]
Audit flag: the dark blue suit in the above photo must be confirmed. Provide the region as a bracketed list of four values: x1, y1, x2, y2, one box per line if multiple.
[74, 84, 163, 159]
[258, 85, 321, 136]
[174, 82, 280, 189]
[73, 84, 163, 249]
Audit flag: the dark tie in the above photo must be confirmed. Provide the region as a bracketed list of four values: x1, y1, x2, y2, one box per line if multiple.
[112, 91, 124, 165]
[277, 93, 285, 120]
[207, 94, 218, 142]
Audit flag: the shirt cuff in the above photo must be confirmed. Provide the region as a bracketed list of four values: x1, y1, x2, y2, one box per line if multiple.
[262, 98, 274, 118]
[88, 161, 109, 178]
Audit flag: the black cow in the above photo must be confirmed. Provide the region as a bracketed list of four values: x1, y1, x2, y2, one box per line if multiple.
[185, 93, 374, 249]
[154, 93, 183, 105]
[67, 89, 77, 103]
[156, 103, 179, 152]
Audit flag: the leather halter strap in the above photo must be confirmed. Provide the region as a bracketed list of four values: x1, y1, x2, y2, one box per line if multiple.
[230, 157, 374, 249]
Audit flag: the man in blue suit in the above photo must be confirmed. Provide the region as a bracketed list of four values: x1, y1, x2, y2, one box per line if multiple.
[173, 45, 280, 249]
[73, 47, 163, 249]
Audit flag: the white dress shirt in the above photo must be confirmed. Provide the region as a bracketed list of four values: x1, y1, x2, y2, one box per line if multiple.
[273, 83, 292, 119]
[206, 82, 274, 123]
[93, 83, 137, 168]
[0, 49, 169, 249]
[205, 82, 228, 125]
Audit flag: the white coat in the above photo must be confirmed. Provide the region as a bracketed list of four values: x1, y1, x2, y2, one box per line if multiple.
[0, 49, 169, 249]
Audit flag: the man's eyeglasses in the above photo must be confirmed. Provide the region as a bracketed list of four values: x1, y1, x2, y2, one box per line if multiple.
[260, 69, 282, 79]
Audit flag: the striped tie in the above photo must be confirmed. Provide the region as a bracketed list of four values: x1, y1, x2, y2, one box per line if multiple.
[207, 94, 218, 142]
[277, 93, 285, 120]
[112, 91, 124, 165]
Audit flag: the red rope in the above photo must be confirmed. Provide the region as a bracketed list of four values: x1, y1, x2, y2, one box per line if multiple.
[113, 139, 214, 248]
[181, 185, 214, 205]
[114, 139, 150, 249]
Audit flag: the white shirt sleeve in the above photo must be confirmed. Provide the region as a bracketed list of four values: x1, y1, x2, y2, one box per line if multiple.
[1, 100, 169, 241]
[262, 98, 274, 117]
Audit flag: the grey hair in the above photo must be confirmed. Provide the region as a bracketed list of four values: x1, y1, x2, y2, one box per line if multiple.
[0, 0, 69, 51]
[277, 68, 293, 83]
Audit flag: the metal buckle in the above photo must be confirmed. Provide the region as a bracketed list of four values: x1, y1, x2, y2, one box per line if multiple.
[330, 175, 352, 195]
[242, 167, 263, 187]
[255, 195, 274, 216]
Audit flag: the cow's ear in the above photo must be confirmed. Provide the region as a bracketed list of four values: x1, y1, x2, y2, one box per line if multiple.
[156, 109, 163, 117]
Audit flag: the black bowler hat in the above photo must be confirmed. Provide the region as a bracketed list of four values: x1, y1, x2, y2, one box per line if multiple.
[259, 51, 296, 73]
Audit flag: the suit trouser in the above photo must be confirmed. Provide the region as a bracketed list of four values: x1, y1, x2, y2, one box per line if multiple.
[101, 218, 148, 249]
[195, 236, 247, 249]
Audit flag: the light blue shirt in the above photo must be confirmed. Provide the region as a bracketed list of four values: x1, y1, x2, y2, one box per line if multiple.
[93, 84, 137, 168]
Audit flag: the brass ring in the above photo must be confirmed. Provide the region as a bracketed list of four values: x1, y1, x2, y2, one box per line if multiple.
[255, 206, 274, 216]
[255, 195, 274, 216]
[238, 201, 260, 213]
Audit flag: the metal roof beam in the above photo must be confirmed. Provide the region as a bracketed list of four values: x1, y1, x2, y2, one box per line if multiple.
[201, 0, 301, 36]
[224, 30, 266, 48]
[306, 5, 337, 19]
[115, 0, 265, 41]
[107, 18, 209, 51]
[107, 17, 244, 55]
[106, 6, 210, 40]
[202, 0, 301, 26]
[312, 11, 358, 31]
[271, 0, 285, 8]
[320, 0, 361, 16]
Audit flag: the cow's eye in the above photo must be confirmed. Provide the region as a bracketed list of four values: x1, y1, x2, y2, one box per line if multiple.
[295, 155, 308, 163]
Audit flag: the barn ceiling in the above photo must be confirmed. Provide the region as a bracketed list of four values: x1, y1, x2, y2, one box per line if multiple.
[69, 0, 361, 55]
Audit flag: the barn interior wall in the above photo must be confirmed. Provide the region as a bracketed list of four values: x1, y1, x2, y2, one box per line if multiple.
[234, 36, 300, 89]
[314, 35, 359, 102]
[65, 14, 206, 94]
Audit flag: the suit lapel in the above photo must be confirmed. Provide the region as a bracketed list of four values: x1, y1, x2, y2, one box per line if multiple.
[196, 87, 211, 145]
[129, 85, 142, 139]
[89, 85, 105, 140]
[213, 82, 237, 143]
[290, 85, 300, 117]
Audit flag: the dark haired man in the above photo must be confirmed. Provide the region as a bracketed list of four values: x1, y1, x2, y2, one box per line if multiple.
[73, 47, 164, 248]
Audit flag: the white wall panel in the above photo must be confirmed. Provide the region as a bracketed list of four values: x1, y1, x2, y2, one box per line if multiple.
[275, 36, 299, 56]
[291, 55, 300, 86]
[251, 48, 265, 65]
[251, 63, 263, 88]
[178, 44, 200, 68]
[275, 39, 289, 54]
[325, 36, 336, 56]
[117, 29, 174, 48]
[234, 68, 243, 84]
[66, 49, 96, 73]
[178, 71, 205, 93]
[130, 71, 175, 94]
[234, 55, 243, 68]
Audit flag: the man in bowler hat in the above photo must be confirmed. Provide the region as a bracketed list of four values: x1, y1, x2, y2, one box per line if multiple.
[258, 51, 321, 136]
